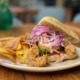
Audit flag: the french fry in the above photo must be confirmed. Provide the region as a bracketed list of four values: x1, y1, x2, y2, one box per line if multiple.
[16, 49, 24, 63]
[16, 43, 22, 50]
[5, 37, 22, 50]
[0, 47, 15, 61]
[6, 48, 16, 55]
[16, 45, 29, 63]
[0, 37, 15, 47]
[0, 37, 14, 41]
[20, 33, 30, 41]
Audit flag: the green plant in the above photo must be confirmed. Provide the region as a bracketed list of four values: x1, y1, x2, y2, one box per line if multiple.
[0, 0, 9, 12]
[0, 0, 12, 30]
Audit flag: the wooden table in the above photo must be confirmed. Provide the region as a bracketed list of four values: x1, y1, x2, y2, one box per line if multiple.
[0, 23, 80, 80]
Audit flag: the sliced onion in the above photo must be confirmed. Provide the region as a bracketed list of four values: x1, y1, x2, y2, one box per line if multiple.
[25, 25, 64, 53]
[30, 25, 52, 37]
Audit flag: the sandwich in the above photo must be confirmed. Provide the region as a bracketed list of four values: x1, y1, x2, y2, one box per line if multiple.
[23, 16, 79, 66]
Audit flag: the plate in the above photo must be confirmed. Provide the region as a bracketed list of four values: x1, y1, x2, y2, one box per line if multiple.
[0, 47, 80, 72]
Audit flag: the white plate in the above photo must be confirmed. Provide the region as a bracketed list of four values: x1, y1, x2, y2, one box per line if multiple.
[0, 47, 80, 72]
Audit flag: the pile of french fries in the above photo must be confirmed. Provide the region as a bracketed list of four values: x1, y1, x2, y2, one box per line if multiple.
[0, 33, 29, 63]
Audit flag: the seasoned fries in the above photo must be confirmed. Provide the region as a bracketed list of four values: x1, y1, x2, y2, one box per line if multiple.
[0, 47, 15, 61]
[16, 45, 29, 63]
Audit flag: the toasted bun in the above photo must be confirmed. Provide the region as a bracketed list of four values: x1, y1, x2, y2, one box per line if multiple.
[37, 16, 78, 62]
[38, 16, 80, 41]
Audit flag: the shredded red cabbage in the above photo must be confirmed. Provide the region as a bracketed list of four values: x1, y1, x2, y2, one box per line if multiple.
[25, 25, 64, 47]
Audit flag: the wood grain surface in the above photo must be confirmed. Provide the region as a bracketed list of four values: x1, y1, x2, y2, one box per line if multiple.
[0, 23, 80, 80]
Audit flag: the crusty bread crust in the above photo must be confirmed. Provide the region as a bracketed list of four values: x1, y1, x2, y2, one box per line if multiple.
[38, 16, 80, 41]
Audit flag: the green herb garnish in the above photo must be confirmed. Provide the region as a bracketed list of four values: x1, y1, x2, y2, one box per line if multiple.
[38, 46, 49, 56]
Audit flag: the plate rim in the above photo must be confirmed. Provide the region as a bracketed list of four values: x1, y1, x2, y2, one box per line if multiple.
[0, 60, 80, 72]
[0, 47, 80, 72]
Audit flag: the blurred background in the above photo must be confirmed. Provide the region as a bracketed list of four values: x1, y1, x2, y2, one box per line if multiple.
[0, 0, 80, 36]
[9, 0, 80, 23]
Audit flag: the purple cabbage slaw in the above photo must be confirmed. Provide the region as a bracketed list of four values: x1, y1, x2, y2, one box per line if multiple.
[24, 25, 64, 47]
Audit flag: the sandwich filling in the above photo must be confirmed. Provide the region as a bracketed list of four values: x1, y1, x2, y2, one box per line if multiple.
[24, 25, 65, 56]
